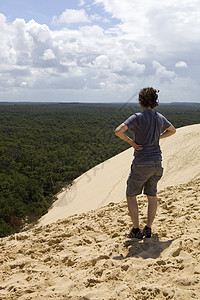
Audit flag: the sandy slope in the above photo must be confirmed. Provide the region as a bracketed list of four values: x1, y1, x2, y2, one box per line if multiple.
[40, 124, 200, 226]
[0, 178, 199, 299]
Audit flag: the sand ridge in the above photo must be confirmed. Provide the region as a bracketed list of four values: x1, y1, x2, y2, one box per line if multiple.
[40, 124, 200, 226]
[0, 178, 199, 299]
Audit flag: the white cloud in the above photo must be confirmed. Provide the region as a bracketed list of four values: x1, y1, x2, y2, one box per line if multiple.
[0, 0, 200, 102]
[152, 61, 176, 80]
[42, 49, 56, 60]
[19, 81, 28, 87]
[52, 9, 90, 25]
[175, 61, 188, 68]
[95, 0, 200, 51]
[79, 0, 86, 7]
[93, 55, 110, 69]
[90, 14, 103, 22]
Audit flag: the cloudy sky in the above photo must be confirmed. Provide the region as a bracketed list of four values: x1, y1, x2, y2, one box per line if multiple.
[0, 0, 200, 103]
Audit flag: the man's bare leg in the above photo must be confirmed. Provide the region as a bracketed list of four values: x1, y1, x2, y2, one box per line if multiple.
[147, 195, 158, 228]
[126, 195, 139, 228]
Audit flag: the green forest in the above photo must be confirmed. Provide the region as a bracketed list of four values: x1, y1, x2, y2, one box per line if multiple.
[0, 102, 200, 237]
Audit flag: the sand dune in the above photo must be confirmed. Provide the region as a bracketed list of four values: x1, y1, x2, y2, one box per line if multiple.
[0, 124, 200, 299]
[0, 178, 199, 299]
[40, 124, 200, 226]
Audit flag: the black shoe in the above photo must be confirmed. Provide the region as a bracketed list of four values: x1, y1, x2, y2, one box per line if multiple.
[143, 225, 151, 238]
[124, 227, 143, 239]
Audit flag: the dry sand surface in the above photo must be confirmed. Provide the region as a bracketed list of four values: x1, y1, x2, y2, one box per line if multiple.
[40, 124, 200, 226]
[1, 124, 200, 299]
[0, 178, 199, 299]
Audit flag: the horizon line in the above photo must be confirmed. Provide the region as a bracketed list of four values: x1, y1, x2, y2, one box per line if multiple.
[0, 101, 200, 105]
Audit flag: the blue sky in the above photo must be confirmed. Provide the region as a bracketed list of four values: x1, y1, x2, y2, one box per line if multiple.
[0, 0, 76, 25]
[0, 0, 200, 103]
[0, 0, 118, 29]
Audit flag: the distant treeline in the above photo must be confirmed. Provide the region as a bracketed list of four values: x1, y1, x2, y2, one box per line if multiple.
[0, 102, 200, 237]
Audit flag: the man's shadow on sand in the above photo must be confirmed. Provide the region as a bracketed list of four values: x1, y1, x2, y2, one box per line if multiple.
[113, 234, 175, 260]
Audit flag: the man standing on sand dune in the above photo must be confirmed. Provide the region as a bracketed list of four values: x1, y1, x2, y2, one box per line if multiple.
[115, 87, 176, 239]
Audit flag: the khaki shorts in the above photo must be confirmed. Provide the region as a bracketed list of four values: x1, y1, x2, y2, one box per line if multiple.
[126, 160, 163, 197]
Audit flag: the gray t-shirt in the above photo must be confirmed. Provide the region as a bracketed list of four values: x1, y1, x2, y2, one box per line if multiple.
[124, 110, 171, 162]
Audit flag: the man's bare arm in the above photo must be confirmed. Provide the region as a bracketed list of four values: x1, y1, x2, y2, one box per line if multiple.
[114, 123, 143, 152]
[160, 124, 176, 139]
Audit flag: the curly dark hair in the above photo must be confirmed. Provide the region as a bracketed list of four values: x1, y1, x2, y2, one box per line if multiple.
[138, 87, 159, 109]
